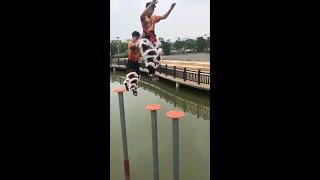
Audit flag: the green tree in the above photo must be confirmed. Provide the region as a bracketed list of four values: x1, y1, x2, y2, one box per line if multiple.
[196, 37, 206, 52]
[160, 38, 172, 55]
[206, 37, 210, 51]
[110, 42, 118, 55]
[174, 39, 184, 51]
[120, 42, 128, 54]
[184, 39, 196, 51]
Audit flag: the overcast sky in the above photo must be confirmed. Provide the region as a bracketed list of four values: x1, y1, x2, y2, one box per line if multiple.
[110, 0, 210, 41]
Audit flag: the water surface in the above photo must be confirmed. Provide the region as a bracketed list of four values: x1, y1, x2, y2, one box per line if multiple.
[110, 72, 210, 180]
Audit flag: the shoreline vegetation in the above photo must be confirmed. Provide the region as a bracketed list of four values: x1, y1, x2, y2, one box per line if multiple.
[112, 51, 210, 58]
[110, 35, 211, 73]
[111, 52, 210, 73]
[110, 35, 210, 58]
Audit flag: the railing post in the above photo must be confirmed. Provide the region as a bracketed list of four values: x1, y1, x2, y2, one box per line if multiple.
[124, 59, 127, 68]
[165, 64, 168, 76]
[166, 110, 185, 180]
[183, 68, 186, 81]
[118, 58, 120, 66]
[174, 66, 176, 79]
[198, 69, 201, 84]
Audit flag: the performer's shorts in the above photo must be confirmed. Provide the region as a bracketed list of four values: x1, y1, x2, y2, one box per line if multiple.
[127, 60, 140, 75]
[143, 31, 157, 45]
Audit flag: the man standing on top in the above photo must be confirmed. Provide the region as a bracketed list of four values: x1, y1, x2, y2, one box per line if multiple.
[140, 0, 176, 46]
[140, 0, 176, 80]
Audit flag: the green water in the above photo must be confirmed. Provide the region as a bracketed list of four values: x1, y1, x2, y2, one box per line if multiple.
[110, 71, 210, 180]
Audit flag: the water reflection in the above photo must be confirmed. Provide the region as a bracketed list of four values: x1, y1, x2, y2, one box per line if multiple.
[110, 74, 210, 120]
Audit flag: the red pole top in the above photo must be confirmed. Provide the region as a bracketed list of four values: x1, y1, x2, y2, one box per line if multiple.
[145, 104, 162, 111]
[113, 87, 127, 93]
[166, 110, 185, 119]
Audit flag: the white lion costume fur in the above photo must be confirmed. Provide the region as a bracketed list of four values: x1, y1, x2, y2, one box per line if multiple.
[137, 38, 163, 71]
[123, 72, 140, 92]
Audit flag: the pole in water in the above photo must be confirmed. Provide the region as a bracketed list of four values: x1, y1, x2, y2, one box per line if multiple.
[166, 110, 185, 180]
[145, 104, 162, 180]
[113, 87, 130, 180]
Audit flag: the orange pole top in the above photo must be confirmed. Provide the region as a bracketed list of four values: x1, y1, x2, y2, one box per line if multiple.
[113, 87, 127, 93]
[145, 104, 162, 111]
[166, 110, 185, 119]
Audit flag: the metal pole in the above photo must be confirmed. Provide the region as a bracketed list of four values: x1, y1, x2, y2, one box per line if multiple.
[151, 111, 159, 180]
[172, 118, 179, 180]
[114, 87, 130, 180]
[116, 37, 120, 54]
[146, 104, 162, 180]
[166, 110, 184, 180]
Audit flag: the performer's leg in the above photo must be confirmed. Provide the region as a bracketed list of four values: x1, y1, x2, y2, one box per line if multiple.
[124, 61, 140, 96]
[131, 62, 140, 96]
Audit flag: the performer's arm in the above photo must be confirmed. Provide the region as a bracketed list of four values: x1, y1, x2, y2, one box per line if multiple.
[160, 3, 176, 20]
[140, 0, 158, 20]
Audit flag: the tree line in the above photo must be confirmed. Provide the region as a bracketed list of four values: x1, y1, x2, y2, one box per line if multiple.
[110, 36, 210, 56]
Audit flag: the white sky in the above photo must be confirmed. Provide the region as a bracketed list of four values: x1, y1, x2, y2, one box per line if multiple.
[110, 0, 210, 41]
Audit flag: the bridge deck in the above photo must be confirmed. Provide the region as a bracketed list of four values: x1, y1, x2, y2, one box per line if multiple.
[155, 71, 210, 91]
[110, 64, 210, 91]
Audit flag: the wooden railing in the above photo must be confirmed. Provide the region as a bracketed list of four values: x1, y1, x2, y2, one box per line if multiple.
[110, 58, 210, 85]
[156, 64, 210, 84]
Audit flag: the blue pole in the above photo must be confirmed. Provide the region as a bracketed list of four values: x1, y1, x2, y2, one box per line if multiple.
[146, 104, 162, 180]
[115, 87, 130, 180]
[172, 119, 179, 180]
[151, 110, 159, 180]
[166, 110, 184, 180]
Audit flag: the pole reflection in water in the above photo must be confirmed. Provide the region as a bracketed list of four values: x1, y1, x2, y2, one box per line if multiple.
[110, 74, 210, 120]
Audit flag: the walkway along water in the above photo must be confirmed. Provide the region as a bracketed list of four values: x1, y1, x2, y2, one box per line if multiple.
[110, 58, 210, 91]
